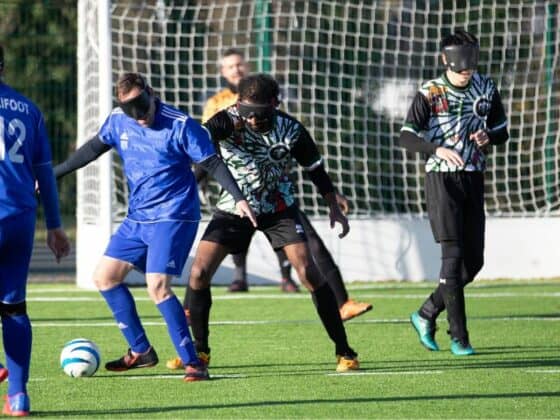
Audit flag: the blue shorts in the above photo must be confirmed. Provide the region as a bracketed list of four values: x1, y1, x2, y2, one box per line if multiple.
[104, 218, 199, 275]
[0, 210, 36, 303]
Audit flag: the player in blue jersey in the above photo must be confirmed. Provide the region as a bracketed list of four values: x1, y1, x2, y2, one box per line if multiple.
[398, 29, 509, 355]
[54, 72, 255, 382]
[0, 44, 71, 417]
[183, 73, 359, 374]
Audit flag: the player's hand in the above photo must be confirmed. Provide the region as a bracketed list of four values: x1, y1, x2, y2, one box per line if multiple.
[329, 201, 350, 239]
[235, 200, 258, 227]
[335, 193, 350, 215]
[469, 129, 490, 148]
[47, 227, 71, 263]
[435, 147, 464, 167]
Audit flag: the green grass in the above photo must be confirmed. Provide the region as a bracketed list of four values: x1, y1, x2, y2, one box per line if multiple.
[5, 280, 560, 418]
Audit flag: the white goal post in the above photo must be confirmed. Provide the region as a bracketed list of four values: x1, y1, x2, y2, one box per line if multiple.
[76, 0, 560, 288]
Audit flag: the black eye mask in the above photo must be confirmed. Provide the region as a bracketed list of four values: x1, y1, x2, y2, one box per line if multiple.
[237, 102, 276, 120]
[443, 44, 479, 72]
[119, 89, 152, 119]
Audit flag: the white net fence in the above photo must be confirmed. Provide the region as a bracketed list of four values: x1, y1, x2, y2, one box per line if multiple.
[78, 0, 560, 226]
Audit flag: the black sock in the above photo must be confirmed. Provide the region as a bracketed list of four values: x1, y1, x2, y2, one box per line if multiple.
[232, 252, 247, 283]
[419, 284, 445, 322]
[311, 283, 353, 356]
[324, 266, 348, 307]
[440, 281, 469, 344]
[187, 286, 212, 354]
[275, 249, 292, 280]
[182, 284, 190, 310]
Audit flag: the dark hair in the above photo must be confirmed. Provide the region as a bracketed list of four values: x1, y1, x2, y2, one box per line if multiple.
[116, 72, 148, 97]
[0, 45, 4, 72]
[440, 28, 478, 51]
[238, 73, 279, 104]
[222, 47, 244, 60]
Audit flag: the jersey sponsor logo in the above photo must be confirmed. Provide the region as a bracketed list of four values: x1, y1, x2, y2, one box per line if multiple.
[0, 97, 30, 115]
[267, 143, 290, 162]
[120, 132, 129, 150]
[473, 96, 491, 119]
[428, 86, 448, 114]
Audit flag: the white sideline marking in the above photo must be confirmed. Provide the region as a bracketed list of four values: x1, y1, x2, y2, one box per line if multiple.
[31, 315, 560, 328]
[24, 291, 560, 302]
[525, 369, 560, 374]
[327, 370, 444, 376]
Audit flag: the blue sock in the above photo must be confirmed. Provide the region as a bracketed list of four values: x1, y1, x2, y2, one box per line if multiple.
[157, 296, 198, 365]
[2, 314, 31, 395]
[100, 284, 150, 354]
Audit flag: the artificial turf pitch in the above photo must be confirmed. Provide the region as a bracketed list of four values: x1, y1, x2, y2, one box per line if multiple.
[4, 280, 559, 418]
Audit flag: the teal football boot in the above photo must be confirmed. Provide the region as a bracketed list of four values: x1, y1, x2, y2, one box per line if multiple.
[450, 338, 475, 356]
[410, 311, 439, 351]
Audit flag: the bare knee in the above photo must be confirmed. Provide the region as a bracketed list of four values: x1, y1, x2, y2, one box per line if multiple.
[189, 263, 212, 290]
[146, 273, 173, 304]
[92, 257, 131, 291]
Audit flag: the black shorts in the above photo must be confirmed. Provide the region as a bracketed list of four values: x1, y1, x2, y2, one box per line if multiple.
[425, 171, 485, 243]
[201, 206, 307, 254]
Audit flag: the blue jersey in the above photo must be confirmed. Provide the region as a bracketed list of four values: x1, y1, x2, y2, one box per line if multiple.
[0, 82, 54, 221]
[98, 100, 216, 222]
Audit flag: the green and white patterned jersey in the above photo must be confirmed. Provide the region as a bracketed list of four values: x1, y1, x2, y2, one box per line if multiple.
[206, 108, 323, 215]
[401, 72, 507, 172]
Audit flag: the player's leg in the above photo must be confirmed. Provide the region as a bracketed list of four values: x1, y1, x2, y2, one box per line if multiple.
[188, 211, 253, 357]
[461, 172, 485, 287]
[297, 209, 371, 320]
[144, 220, 207, 381]
[0, 211, 35, 416]
[425, 172, 473, 355]
[263, 207, 358, 372]
[228, 251, 249, 292]
[438, 240, 473, 355]
[275, 248, 299, 292]
[97, 219, 157, 370]
[410, 172, 458, 352]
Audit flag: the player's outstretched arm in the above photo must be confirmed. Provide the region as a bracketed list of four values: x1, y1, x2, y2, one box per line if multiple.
[53, 135, 111, 179]
[198, 154, 257, 227]
[34, 163, 72, 262]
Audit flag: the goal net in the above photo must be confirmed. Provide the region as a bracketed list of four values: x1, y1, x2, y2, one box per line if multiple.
[76, 0, 560, 284]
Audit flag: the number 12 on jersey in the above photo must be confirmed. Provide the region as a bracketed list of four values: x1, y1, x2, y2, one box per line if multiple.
[0, 116, 26, 163]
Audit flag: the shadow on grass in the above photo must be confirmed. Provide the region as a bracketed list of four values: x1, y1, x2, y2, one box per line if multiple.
[32, 391, 560, 417]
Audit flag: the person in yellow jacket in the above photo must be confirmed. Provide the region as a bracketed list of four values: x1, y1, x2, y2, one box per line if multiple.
[201, 48, 247, 124]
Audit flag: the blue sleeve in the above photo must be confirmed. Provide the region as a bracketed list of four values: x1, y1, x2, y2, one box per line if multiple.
[34, 163, 61, 229]
[32, 115, 53, 165]
[182, 118, 217, 163]
[97, 113, 116, 147]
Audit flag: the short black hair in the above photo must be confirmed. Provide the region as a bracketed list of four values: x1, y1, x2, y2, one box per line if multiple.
[440, 28, 478, 51]
[222, 47, 244, 59]
[238, 73, 279, 104]
[0, 44, 4, 72]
